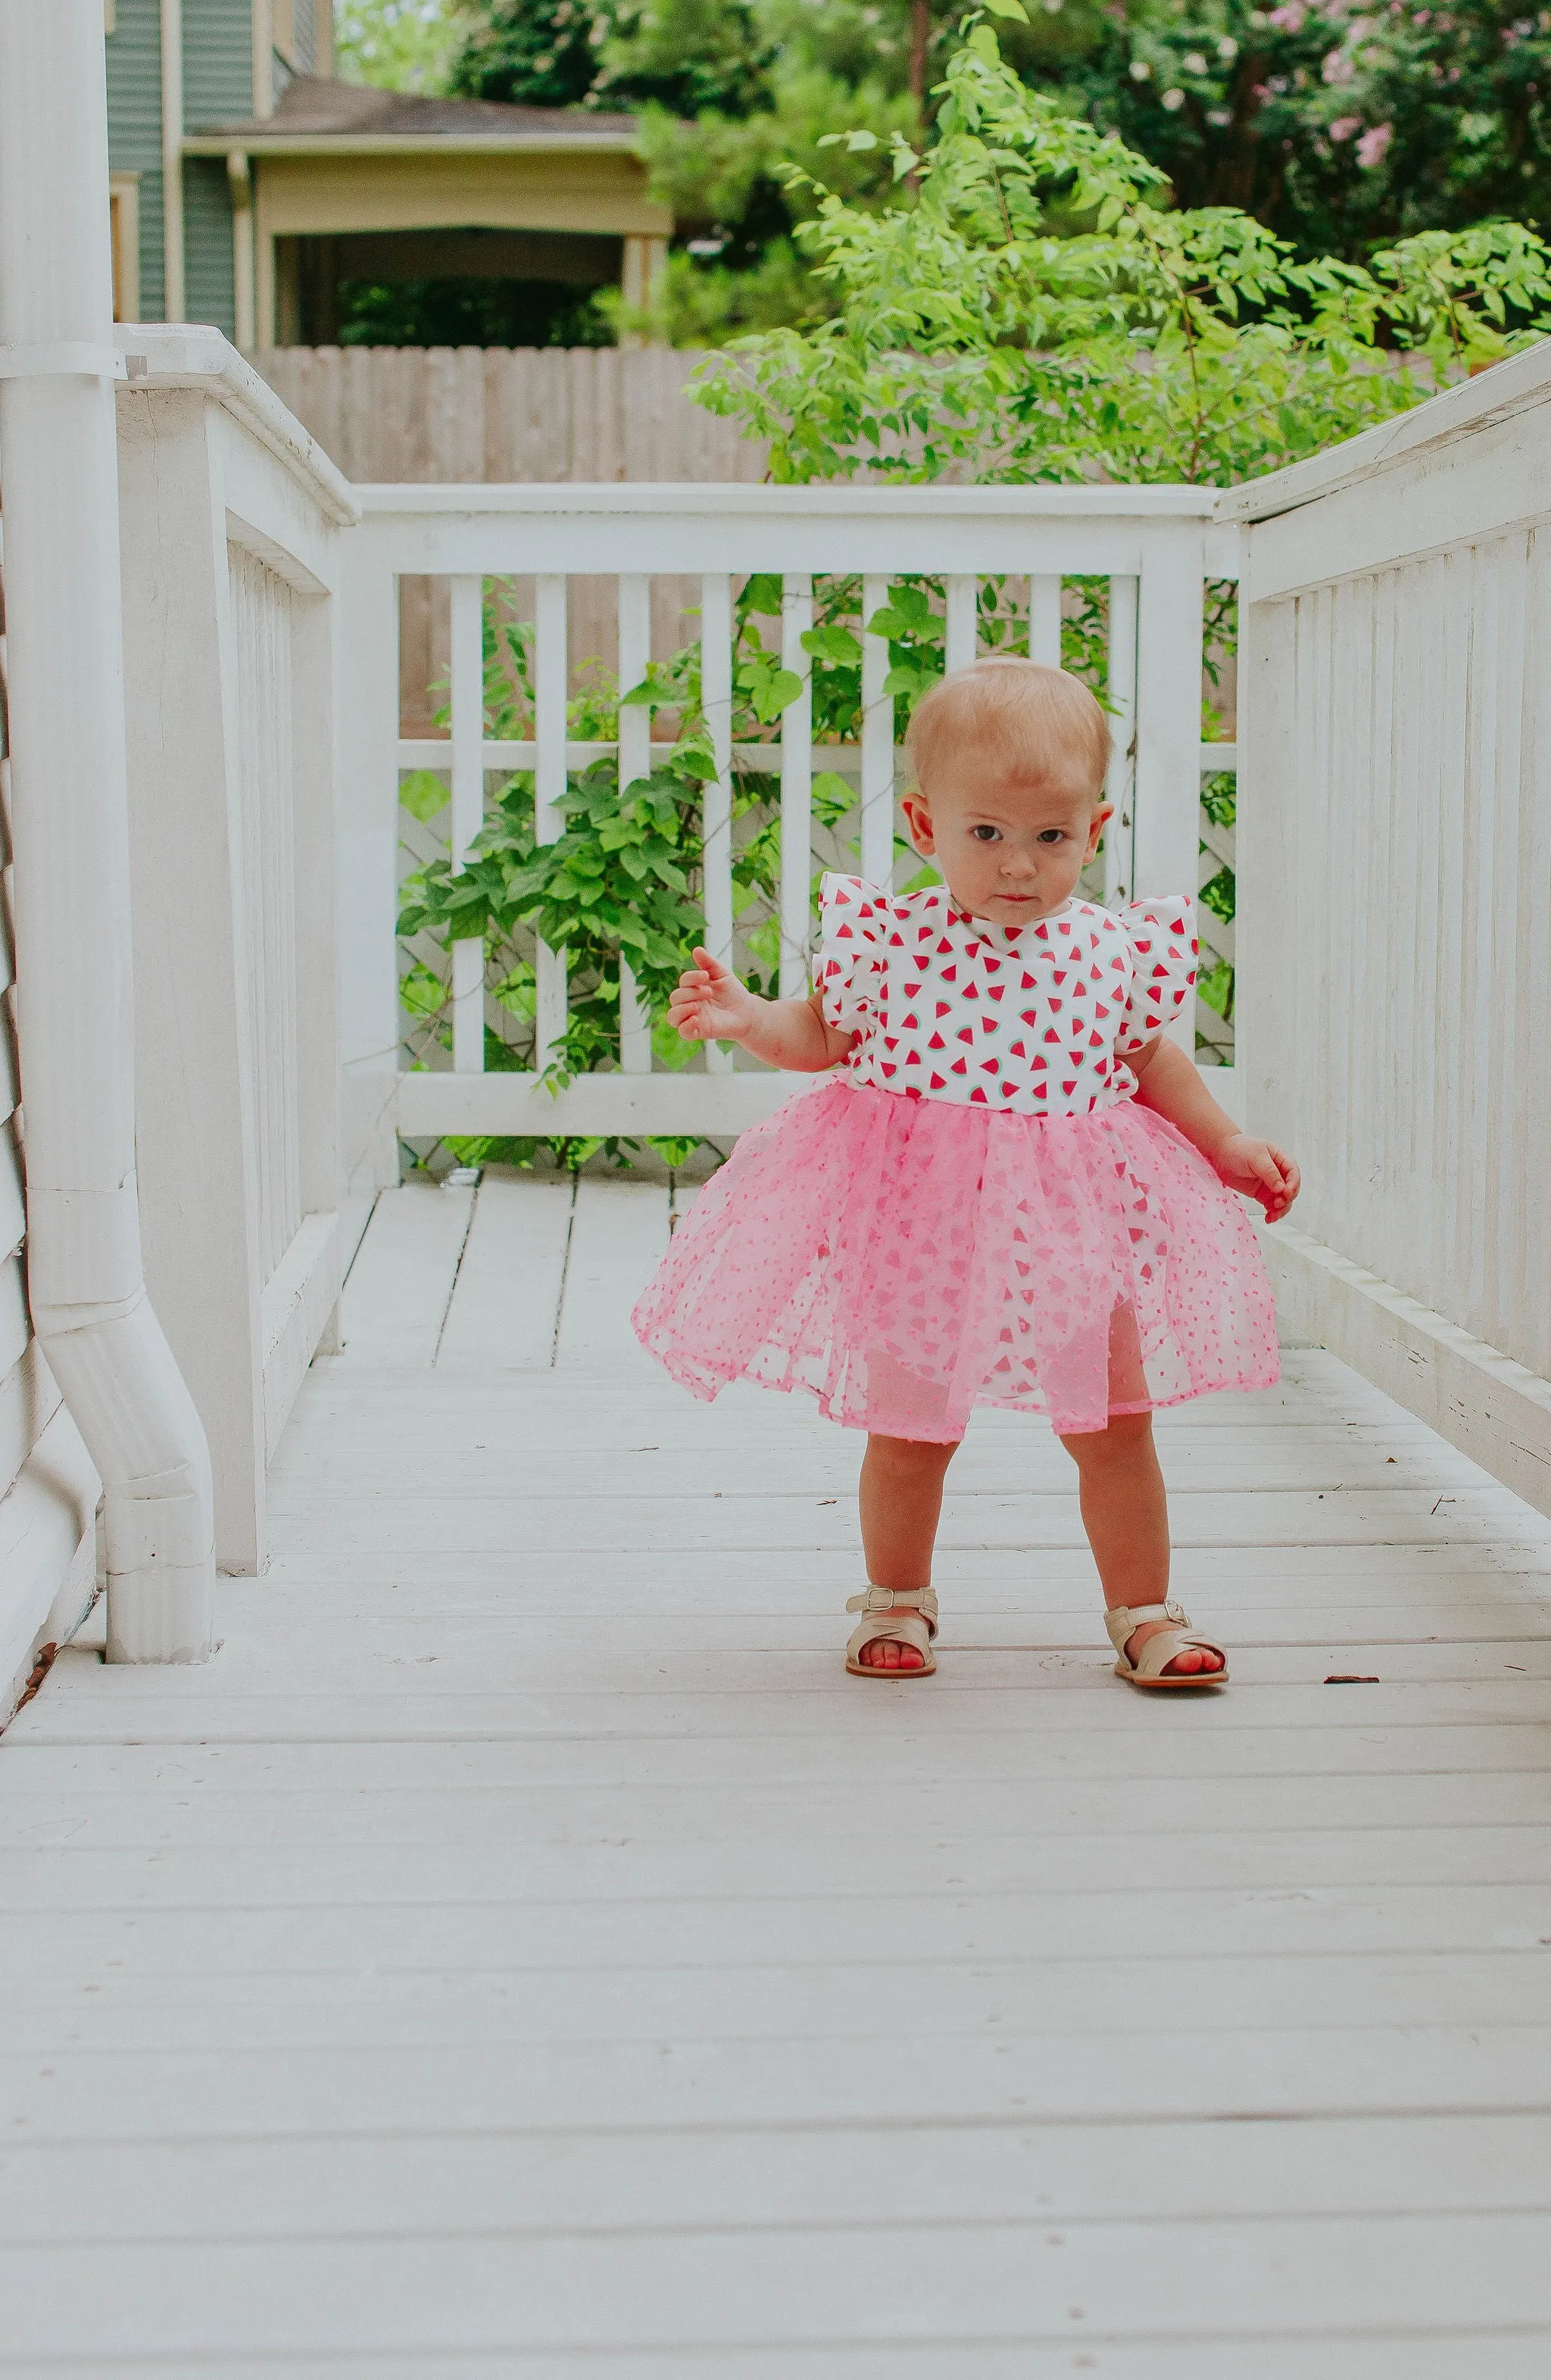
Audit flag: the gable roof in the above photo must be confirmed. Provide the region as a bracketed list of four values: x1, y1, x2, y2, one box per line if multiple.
[187, 76, 643, 153]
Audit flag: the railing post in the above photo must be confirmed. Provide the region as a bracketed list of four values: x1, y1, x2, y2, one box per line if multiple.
[1134, 527, 1205, 1051]
[779, 572, 813, 999]
[944, 576, 976, 673]
[1029, 573, 1062, 667]
[616, 573, 654, 1073]
[533, 574, 569, 1071]
[700, 572, 735, 1076]
[1103, 574, 1140, 908]
[860, 574, 894, 887]
[448, 573, 485, 1076]
[339, 531, 401, 1187]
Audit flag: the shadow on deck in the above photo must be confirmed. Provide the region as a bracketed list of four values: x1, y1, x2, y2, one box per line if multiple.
[5, 1174, 1551, 2372]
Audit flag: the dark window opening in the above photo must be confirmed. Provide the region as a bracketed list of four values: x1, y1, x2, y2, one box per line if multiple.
[281, 229, 622, 348]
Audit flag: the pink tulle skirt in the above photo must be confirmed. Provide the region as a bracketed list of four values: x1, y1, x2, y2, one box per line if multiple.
[632, 1080, 1279, 1440]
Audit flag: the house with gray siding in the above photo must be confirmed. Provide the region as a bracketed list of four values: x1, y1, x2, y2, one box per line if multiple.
[104, 1, 669, 350]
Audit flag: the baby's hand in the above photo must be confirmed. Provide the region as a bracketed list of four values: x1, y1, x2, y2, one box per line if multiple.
[667, 948, 759, 1046]
[1216, 1134, 1301, 1221]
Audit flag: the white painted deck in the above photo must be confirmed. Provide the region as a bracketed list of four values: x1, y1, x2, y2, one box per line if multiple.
[5, 1174, 1551, 2374]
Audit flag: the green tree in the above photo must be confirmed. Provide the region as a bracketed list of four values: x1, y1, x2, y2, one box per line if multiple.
[1082, 1, 1551, 260]
[445, 0, 613, 108]
[688, 6, 1551, 482]
[335, 0, 461, 89]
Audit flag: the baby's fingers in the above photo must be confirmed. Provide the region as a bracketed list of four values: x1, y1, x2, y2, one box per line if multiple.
[667, 997, 708, 1042]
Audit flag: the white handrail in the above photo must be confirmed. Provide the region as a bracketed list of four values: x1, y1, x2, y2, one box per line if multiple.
[0, 0, 214, 1663]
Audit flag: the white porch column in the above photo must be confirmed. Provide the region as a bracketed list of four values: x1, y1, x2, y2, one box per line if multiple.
[0, 0, 215, 1661]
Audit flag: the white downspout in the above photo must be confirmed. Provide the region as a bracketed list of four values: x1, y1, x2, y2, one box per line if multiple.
[160, 0, 185, 323]
[0, 0, 215, 1662]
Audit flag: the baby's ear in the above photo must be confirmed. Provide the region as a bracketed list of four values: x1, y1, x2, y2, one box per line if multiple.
[900, 791, 936, 855]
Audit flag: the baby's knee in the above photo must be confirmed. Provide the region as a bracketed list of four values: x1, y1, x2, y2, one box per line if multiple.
[865, 1431, 960, 1479]
[1059, 1411, 1155, 1469]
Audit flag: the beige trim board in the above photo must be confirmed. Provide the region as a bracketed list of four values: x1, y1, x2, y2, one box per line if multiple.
[251, 150, 670, 241]
[109, 173, 141, 321]
[183, 133, 644, 160]
[1262, 1222, 1551, 1520]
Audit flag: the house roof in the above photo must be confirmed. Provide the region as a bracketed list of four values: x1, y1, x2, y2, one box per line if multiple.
[186, 76, 643, 155]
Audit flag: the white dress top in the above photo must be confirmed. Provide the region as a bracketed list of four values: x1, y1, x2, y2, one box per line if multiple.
[815, 874, 1198, 1120]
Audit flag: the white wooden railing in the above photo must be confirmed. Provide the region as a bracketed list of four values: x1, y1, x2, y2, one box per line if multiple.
[65, 321, 1551, 1584]
[1233, 340, 1551, 1517]
[341, 484, 1242, 1143]
[115, 326, 359, 1573]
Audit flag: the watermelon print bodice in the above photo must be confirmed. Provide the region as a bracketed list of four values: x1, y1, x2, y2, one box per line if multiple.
[815, 873, 1197, 1121]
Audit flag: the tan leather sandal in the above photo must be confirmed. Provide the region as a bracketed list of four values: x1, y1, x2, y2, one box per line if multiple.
[845, 1584, 938, 1679]
[1105, 1599, 1229, 1689]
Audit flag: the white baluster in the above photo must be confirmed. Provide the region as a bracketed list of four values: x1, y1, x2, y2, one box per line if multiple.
[449, 572, 485, 1075]
[534, 573, 569, 1071]
[779, 572, 813, 998]
[944, 574, 977, 674]
[616, 572, 653, 1074]
[860, 573, 894, 888]
[1134, 531, 1204, 1053]
[1104, 573, 1139, 909]
[1030, 573, 1063, 668]
[700, 572, 734, 1076]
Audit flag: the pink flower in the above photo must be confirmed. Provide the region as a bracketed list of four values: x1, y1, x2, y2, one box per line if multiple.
[1329, 113, 1362, 138]
[1268, 2, 1306, 27]
[1356, 121, 1393, 165]
[1322, 46, 1356, 80]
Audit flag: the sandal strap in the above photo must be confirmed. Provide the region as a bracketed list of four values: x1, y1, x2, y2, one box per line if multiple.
[1126, 1626, 1227, 1681]
[846, 1583, 938, 1634]
[1103, 1599, 1188, 1652]
[846, 1609, 937, 1665]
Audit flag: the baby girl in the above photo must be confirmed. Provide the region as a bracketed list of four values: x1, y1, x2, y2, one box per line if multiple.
[633, 657, 1299, 1686]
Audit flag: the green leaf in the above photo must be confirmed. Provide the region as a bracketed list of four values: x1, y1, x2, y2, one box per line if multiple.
[802, 623, 861, 665]
[981, 0, 1029, 18]
[399, 962, 447, 1019]
[400, 769, 450, 823]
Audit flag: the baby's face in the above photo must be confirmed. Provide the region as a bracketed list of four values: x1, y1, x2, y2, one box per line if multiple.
[901, 746, 1109, 929]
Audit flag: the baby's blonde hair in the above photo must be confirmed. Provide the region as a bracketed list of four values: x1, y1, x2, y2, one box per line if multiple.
[907, 657, 1112, 802]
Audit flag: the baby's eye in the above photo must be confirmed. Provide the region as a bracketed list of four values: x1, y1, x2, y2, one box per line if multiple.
[1037, 828, 1066, 846]
[970, 824, 1001, 843]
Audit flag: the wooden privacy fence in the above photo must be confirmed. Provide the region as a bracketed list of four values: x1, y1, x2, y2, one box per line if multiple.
[254, 346, 768, 486]
[1233, 340, 1551, 1518]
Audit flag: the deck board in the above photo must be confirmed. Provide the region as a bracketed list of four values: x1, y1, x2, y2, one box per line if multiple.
[3, 1178, 1551, 2369]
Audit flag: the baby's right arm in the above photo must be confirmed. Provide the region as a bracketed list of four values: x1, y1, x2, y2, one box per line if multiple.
[668, 947, 854, 1072]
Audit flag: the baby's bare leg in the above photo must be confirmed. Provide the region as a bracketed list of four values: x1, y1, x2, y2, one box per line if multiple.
[857, 1433, 960, 1670]
[1056, 1411, 1222, 1677]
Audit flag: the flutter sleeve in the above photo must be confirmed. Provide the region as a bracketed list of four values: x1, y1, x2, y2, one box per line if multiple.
[814, 872, 888, 1040]
[1115, 895, 1199, 1053]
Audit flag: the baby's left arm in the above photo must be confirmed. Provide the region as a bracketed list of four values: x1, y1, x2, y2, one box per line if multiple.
[1128, 1038, 1301, 1222]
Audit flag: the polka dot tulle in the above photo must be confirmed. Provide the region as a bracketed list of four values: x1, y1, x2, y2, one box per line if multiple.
[633, 1079, 1279, 1440]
